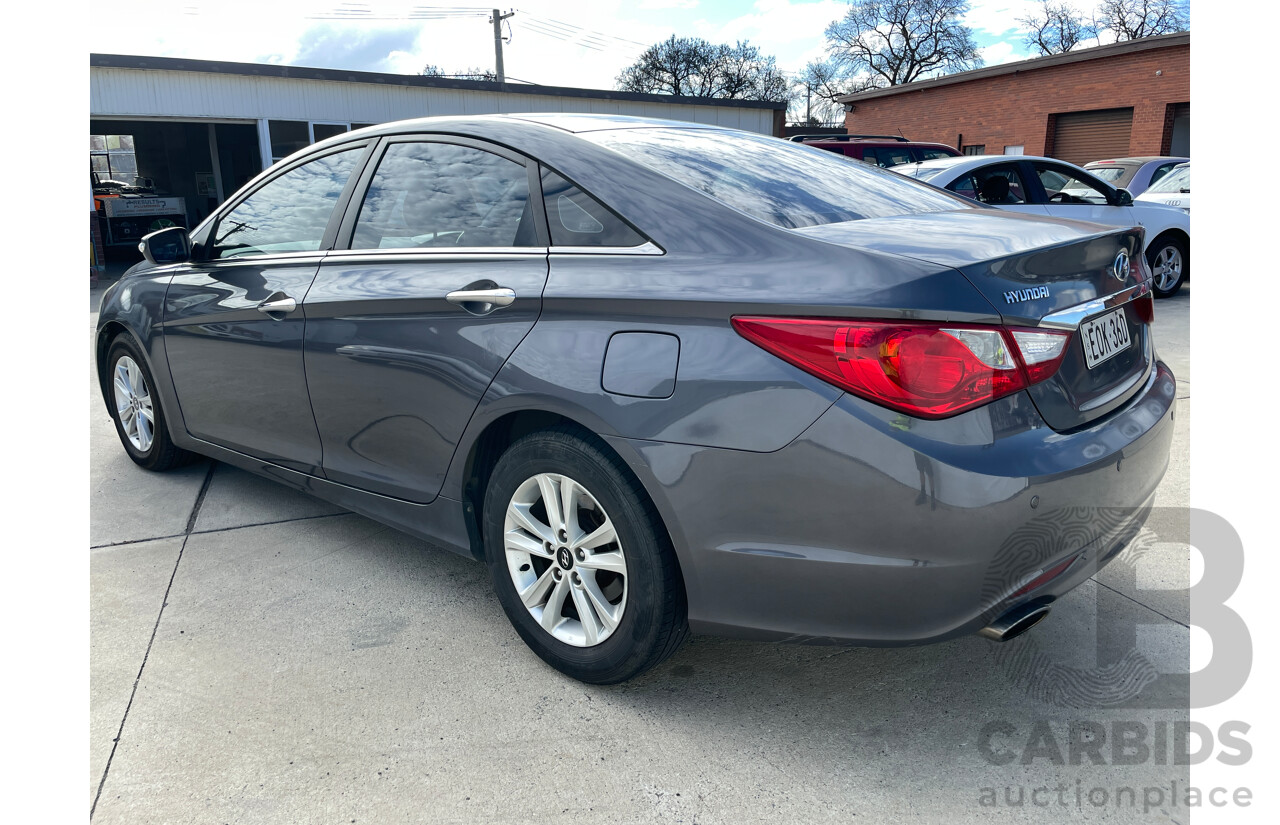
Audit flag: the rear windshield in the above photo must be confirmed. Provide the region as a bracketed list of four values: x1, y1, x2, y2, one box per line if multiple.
[897, 165, 947, 181]
[1086, 165, 1133, 185]
[582, 128, 968, 229]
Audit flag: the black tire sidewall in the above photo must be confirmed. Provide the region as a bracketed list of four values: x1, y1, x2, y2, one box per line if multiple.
[482, 430, 678, 683]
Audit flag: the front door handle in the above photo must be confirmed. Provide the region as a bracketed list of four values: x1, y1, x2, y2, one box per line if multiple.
[446, 287, 516, 315]
[257, 295, 297, 314]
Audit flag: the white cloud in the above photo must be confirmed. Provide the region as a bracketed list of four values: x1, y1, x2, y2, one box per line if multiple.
[979, 41, 1033, 67]
[639, 0, 699, 9]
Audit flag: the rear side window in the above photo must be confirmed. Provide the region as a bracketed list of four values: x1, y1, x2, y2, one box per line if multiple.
[540, 168, 645, 247]
[351, 141, 536, 250]
[211, 147, 362, 259]
[917, 148, 955, 161]
[583, 128, 965, 229]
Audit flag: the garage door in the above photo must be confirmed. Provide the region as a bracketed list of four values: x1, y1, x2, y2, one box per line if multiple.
[1052, 108, 1134, 165]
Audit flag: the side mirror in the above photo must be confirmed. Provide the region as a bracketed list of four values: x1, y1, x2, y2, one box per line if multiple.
[139, 225, 191, 265]
[1111, 188, 1134, 207]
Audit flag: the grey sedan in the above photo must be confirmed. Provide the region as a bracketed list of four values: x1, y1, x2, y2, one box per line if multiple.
[97, 114, 1174, 683]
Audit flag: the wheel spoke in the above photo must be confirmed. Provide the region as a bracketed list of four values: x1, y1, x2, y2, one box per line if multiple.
[559, 476, 581, 544]
[573, 519, 617, 552]
[570, 583, 600, 646]
[518, 566, 557, 608]
[536, 474, 565, 535]
[136, 409, 153, 450]
[540, 576, 570, 632]
[580, 574, 620, 633]
[505, 528, 552, 558]
[578, 549, 626, 575]
[113, 368, 132, 403]
[127, 359, 144, 396]
[508, 501, 554, 544]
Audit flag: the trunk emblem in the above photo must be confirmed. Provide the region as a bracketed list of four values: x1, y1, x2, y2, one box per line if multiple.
[1112, 250, 1131, 281]
[1004, 286, 1050, 304]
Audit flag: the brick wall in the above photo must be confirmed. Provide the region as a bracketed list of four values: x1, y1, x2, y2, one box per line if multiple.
[844, 44, 1190, 158]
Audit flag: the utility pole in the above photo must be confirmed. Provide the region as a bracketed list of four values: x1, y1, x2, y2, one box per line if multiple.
[490, 9, 515, 82]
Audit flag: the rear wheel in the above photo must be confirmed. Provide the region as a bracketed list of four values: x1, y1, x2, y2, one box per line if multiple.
[483, 427, 687, 683]
[106, 336, 196, 471]
[1147, 236, 1187, 298]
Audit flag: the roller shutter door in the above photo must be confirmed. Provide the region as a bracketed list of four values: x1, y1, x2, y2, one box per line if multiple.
[1052, 108, 1134, 165]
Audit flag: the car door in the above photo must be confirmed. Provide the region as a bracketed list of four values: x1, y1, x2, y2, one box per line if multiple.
[302, 136, 550, 503]
[1029, 160, 1136, 228]
[944, 162, 1049, 216]
[162, 142, 372, 474]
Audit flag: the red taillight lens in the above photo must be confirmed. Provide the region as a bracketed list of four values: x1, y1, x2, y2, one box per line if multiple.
[1132, 292, 1155, 324]
[732, 317, 1071, 419]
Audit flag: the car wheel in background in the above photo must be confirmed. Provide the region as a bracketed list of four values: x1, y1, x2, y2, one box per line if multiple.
[106, 336, 197, 471]
[483, 426, 688, 684]
[1147, 236, 1188, 298]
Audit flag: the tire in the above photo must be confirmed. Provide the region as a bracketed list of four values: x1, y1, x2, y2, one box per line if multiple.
[105, 336, 197, 472]
[482, 426, 688, 684]
[1147, 235, 1188, 299]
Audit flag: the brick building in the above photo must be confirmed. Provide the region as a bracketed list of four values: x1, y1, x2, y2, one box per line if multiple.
[838, 32, 1189, 165]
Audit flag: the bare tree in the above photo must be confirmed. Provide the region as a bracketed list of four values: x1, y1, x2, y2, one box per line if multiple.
[1096, 0, 1188, 41]
[789, 59, 880, 124]
[824, 0, 983, 88]
[422, 65, 498, 81]
[617, 36, 791, 101]
[1018, 1, 1098, 54]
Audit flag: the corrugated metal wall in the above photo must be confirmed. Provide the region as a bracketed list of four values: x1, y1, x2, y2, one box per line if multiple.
[90, 68, 776, 134]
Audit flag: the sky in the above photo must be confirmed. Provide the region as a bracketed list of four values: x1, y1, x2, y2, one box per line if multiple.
[98, 0, 1105, 102]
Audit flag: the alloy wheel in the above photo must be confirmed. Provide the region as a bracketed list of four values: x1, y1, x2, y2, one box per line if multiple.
[1151, 245, 1183, 292]
[503, 472, 628, 647]
[112, 355, 155, 452]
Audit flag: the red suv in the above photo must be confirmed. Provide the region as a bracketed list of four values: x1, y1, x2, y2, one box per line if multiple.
[788, 134, 961, 168]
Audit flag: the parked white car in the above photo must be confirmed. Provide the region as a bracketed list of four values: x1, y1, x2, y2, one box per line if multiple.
[1083, 156, 1188, 197]
[900, 155, 1191, 297]
[1135, 162, 1190, 213]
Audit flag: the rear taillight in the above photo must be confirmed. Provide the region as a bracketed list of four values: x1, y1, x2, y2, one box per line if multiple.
[1132, 292, 1155, 324]
[732, 317, 1071, 419]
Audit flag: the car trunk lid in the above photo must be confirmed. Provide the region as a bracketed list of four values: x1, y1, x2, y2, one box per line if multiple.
[794, 210, 1154, 431]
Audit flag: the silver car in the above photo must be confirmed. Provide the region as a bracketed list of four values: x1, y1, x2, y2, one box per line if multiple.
[96, 115, 1174, 683]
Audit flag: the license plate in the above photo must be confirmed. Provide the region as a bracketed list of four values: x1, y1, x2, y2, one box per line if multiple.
[1080, 308, 1132, 369]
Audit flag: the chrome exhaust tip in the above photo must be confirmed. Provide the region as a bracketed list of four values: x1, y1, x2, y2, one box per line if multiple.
[979, 603, 1051, 642]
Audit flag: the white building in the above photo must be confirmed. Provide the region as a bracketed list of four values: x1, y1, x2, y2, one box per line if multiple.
[90, 53, 786, 236]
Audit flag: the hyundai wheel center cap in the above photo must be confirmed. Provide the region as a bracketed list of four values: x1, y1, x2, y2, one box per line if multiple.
[557, 547, 573, 570]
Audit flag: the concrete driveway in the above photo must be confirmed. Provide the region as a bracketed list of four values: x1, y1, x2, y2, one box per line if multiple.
[90, 283, 1192, 824]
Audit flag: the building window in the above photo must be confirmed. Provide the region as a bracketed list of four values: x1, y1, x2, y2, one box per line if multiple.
[963, 144, 986, 155]
[90, 134, 138, 184]
[312, 123, 350, 142]
[1003, 145, 1024, 155]
[268, 120, 311, 164]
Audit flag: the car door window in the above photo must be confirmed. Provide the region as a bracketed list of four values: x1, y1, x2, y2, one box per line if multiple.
[1037, 164, 1110, 205]
[210, 148, 363, 259]
[948, 165, 1028, 204]
[351, 141, 536, 249]
[863, 146, 913, 168]
[540, 168, 645, 247]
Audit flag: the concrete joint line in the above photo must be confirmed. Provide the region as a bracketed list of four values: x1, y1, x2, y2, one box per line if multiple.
[91, 463, 215, 819]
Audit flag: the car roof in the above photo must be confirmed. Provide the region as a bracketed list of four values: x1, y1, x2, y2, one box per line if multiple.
[343, 112, 727, 140]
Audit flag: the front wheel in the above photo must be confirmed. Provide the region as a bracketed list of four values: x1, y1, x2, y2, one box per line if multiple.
[1147, 236, 1188, 298]
[483, 427, 687, 684]
[105, 336, 197, 471]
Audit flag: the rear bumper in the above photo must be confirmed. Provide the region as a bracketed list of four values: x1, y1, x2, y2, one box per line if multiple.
[606, 359, 1176, 645]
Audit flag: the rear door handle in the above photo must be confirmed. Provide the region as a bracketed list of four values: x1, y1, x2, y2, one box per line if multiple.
[446, 287, 516, 314]
[256, 295, 297, 314]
